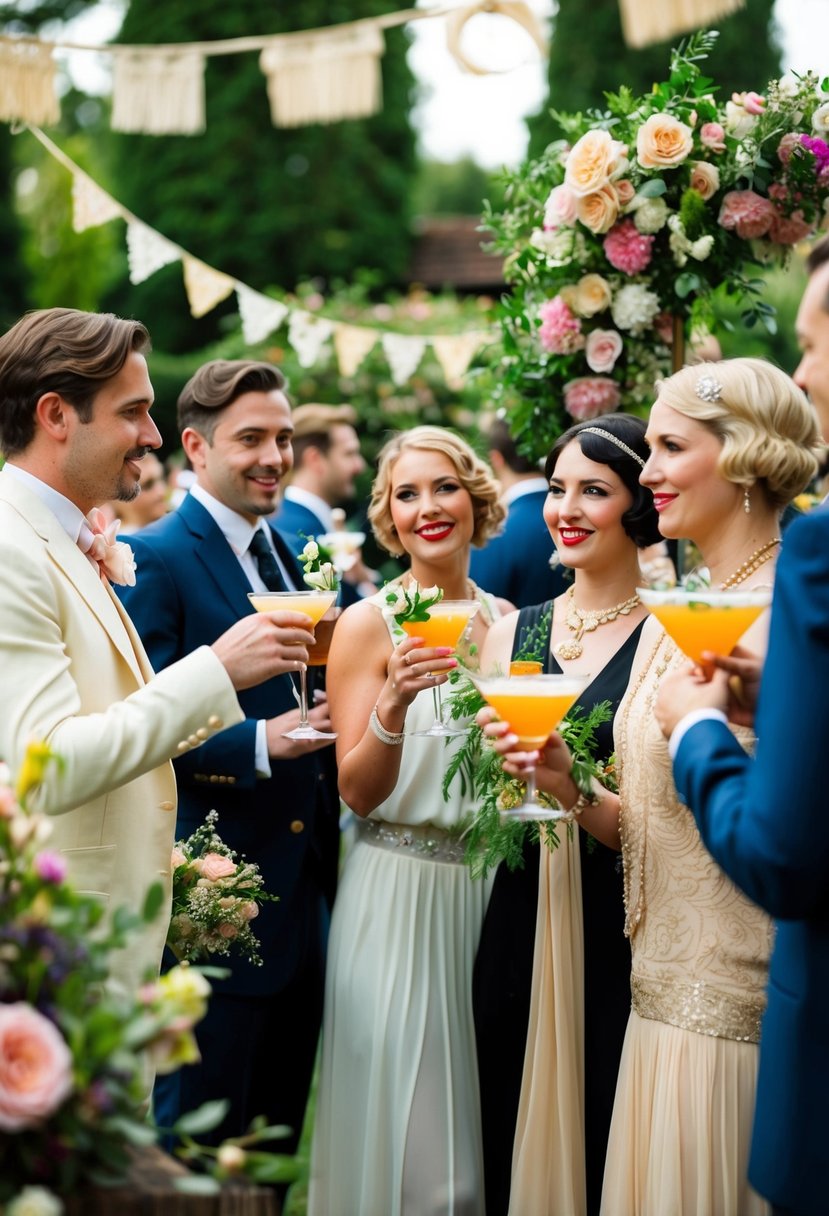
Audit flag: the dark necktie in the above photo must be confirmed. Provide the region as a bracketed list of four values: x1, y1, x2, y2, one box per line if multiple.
[248, 527, 286, 592]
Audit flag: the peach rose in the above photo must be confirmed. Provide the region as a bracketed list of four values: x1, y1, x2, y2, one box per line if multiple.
[689, 161, 720, 200]
[171, 848, 187, 870]
[573, 273, 613, 317]
[615, 179, 635, 206]
[636, 113, 694, 169]
[576, 185, 620, 234]
[585, 329, 623, 374]
[218, 923, 238, 939]
[239, 900, 259, 922]
[196, 852, 236, 882]
[0, 1004, 73, 1131]
[565, 130, 625, 197]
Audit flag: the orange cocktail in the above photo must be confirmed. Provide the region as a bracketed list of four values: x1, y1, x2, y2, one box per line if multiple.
[401, 599, 480, 738]
[247, 590, 337, 739]
[638, 587, 771, 665]
[474, 673, 590, 819]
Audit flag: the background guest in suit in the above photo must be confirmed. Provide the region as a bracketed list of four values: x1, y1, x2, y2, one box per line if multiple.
[0, 309, 312, 999]
[110, 450, 169, 532]
[470, 417, 568, 609]
[274, 402, 378, 602]
[117, 360, 340, 1160]
[656, 239, 829, 1216]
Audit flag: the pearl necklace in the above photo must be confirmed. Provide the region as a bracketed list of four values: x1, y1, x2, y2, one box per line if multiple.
[554, 584, 641, 661]
[719, 537, 780, 590]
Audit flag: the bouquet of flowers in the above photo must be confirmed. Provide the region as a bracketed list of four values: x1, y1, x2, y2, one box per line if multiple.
[484, 31, 829, 459]
[0, 745, 211, 1206]
[168, 811, 276, 966]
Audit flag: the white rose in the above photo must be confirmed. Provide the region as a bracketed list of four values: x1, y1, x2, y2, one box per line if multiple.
[383, 586, 409, 615]
[632, 197, 669, 234]
[6, 1187, 64, 1216]
[812, 101, 829, 135]
[529, 227, 580, 265]
[724, 99, 757, 137]
[420, 584, 441, 602]
[301, 540, 320, 562]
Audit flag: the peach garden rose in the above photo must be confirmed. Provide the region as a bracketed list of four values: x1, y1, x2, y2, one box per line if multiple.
[565, 130, 625, 197]
[636, 113, 694, 169]
[576, 185, 620, 234]
[0, 1004, 73, 1131]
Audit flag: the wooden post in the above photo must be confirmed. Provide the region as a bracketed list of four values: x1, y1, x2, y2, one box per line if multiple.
[672, 314, 686, 373]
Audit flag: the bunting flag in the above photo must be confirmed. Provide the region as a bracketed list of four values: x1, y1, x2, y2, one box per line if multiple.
[446, 1, 548, 76]
[618, 0, 745, 48]
[0, 39, 59, 126]
[259, 23, 384, 128]
[236, 285, 290, 346]
[333, 324, 379, 378]
[288, 311, 335, 368]
[431, 331, 488, 388]
[111, 49, 206, 135]
[382, 333, 428, 385]
[126, 220, 181, 285]
[72, 173, 122, 234]
[181, 254, 235, 318]
[23, 125, 494, 388]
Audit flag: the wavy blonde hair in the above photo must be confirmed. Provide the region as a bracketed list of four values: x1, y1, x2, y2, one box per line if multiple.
[369, 425, 506, 556]
[654, 357, 821, 510]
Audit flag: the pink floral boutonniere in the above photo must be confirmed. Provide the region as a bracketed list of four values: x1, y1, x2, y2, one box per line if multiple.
[81, 507, 137, 586]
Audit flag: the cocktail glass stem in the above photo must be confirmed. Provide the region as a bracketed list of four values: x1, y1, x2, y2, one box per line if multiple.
[297, 665, 311, 730]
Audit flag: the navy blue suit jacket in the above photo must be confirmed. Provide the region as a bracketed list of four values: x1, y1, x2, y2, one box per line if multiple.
[673, 507, 829, 1216]
[274, 495, 361, 608]
[469, 489, 568, 609]
[116, 494, 340, 998]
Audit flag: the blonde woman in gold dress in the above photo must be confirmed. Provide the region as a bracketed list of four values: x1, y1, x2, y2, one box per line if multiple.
[482, 357, 820, 1216]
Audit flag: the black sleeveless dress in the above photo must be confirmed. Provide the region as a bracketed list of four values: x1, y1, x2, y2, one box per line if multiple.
[473, 603, 642, 1216]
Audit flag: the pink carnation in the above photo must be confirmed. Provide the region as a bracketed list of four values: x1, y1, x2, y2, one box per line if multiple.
[777, 132, 801, 167]
[718, 190, 776, 240]
[538, 296, 585, 354]
[196, 852, 237, 882]
[563, 377, 622, 420]
[0, 1004, 73, 1131]
[700, 122, 726, 153]
[769, 207, 815, 245]
[603, 219, 654, 275]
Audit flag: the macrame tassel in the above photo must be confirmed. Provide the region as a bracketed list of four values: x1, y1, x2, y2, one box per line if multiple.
[619, 0, 746, 48]
[260, 24, 384, 128]
[0, 38, 60, 126]
[111, 50, 205, 135]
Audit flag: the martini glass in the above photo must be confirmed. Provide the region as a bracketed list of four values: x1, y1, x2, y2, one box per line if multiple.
[248, 589, 337, 740]
[400, 599, 480, 738]
[473, 672, 590, 820]
[637, 586, 771, 668]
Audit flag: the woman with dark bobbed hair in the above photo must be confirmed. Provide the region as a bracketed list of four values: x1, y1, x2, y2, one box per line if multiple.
[475, 412, 660, 1216]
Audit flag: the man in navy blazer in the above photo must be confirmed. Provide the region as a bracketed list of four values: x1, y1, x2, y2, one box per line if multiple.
[117, 360, 339, 1159]
[655, 237, 829, 1216]
[469, 419, 567, 608]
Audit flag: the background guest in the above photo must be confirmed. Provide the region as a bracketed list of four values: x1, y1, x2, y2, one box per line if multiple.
[110, 450, 169, 532]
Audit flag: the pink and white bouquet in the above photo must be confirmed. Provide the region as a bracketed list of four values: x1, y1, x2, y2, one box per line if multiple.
[485, 31, 829, 458]
[168, 811, 276, 966]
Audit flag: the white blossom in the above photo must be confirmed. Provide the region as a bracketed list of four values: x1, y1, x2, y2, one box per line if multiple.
[632, 197, 669, 234]
[610, 284, 661, 333]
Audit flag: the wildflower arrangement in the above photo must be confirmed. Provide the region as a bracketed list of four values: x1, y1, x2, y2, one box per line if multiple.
[383, 580, 444, 625]
[0, 746, 210, 1205]
[168, 811, 276, 966]
[484, 31, 829, 459]
[298, 538, 339, 592]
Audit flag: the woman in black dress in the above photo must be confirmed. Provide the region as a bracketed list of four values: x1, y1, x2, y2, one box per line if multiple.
[473, 413, 661, 1216]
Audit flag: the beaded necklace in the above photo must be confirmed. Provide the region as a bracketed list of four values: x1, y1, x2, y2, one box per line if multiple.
[719, 537, 780, 590]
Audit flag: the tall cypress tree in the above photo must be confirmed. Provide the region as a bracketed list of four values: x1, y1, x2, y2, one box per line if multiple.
[105, 0, 417, 352]
[528, 0, 782, 156]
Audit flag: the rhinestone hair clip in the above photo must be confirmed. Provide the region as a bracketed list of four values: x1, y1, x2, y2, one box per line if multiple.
[579, 427, 645, 468]
[695, 375, 724, 403]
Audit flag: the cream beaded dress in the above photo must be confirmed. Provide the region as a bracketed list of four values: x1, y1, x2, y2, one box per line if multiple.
[601, 619, 772, 1216]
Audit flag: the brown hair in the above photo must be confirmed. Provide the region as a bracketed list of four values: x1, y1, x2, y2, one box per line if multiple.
[177, 360, 287, 442]
[0, 308, 150, 458]
[290, 403, 358, 465]
[368, 425, 506, 556]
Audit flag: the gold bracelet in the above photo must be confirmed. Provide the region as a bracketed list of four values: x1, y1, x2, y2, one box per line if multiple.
[569, 783, 601, 816]
[369, 705, 405, 746]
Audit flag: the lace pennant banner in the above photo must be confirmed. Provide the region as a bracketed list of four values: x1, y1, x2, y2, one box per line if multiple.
[381, 333, 427, 385]
[72, 173, 122, 233]
[288, 311, 335, 367]
[236, 285, 290, 346]
[431, 331, 487, 388]
[182, 254, 235, 318]
[126, 220, 181, 285]
[333, 323, 378, 378]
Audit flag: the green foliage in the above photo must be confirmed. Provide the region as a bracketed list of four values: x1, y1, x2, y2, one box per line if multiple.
[413, 157, 505, 216]
[102, 0, 418, 352]
[528, 0, 781, 155]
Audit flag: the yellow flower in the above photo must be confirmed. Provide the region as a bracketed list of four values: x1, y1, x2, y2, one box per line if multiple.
[14, 743, 54, 803]
[158, 964, 211, 1024]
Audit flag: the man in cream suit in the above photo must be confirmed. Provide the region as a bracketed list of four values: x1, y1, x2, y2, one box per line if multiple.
[0, 307, 312, 995]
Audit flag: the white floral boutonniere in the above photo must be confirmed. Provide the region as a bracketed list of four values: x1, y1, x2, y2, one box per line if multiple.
[384, 580, 443, 625]
[299, 538, 339, 592]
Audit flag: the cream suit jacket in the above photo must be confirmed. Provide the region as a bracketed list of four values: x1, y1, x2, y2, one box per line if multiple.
[0, 473, 244, 994]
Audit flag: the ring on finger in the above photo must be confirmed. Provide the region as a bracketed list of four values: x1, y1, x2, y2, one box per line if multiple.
[403, 653, 412, 666]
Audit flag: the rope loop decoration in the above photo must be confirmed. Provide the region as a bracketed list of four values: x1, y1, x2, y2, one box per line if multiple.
[445, 1, 548, 77]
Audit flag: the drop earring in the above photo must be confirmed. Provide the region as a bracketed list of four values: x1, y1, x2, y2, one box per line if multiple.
[743, 485, 751, 514]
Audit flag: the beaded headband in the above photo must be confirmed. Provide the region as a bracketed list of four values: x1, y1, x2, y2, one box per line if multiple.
[695, 374, 724, 403]
[579, 427, 645, 468]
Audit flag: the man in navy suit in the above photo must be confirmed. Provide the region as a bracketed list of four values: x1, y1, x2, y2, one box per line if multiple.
[274, 402, 377, 604]
[469, 418, 567, 608]
[117, 360, 339, 1160]
[655, 237, 829, 1216]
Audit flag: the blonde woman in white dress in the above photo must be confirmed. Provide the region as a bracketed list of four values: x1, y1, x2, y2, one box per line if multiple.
[308, 426, 512, 1216]
[481, 358, 820, 1216]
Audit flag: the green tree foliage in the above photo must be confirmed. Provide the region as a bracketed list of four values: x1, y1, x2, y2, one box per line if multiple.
[413, 157, 504, 216]
[104, 0, 417, 352]
[528, 0, 782, 156]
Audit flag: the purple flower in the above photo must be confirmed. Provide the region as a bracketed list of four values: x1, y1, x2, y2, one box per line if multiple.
[800, 134, 829, 171]
[34, 851, 67, 884]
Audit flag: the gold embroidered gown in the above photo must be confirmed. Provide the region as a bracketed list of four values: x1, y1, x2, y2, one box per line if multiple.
[601, 621, 772, 1216]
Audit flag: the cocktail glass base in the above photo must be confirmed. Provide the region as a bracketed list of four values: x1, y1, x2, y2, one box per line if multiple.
[284, 723, 338, 741]
[500, 803, 574, 823]
[409, 720, 467, 739]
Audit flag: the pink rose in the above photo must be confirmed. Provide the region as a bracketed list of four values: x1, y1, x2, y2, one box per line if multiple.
[654, 312, 675, 345]
[769, 207, 815, 245]
[603, 219, 654, 275]
[171, 848, 187, 870]
[777, 132, 800, 167]
[585, 329, 624, 374]
[538, 296, 584, 354]
[700, 123, 726, 154]
[34, 850, 67, 883]
[239, 900, 259, 922]
[689, 161, 720, 201]
[563, 377, 622, 420]
[218, 923, 238, 939]
[544, 184, 578, 228]
[718, 190, 776, 240]
[614, 179, 635, 206]
[196, 852, 237, 882]
[0, 1004, 73, 1130]
[742, 91, 766, 116]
